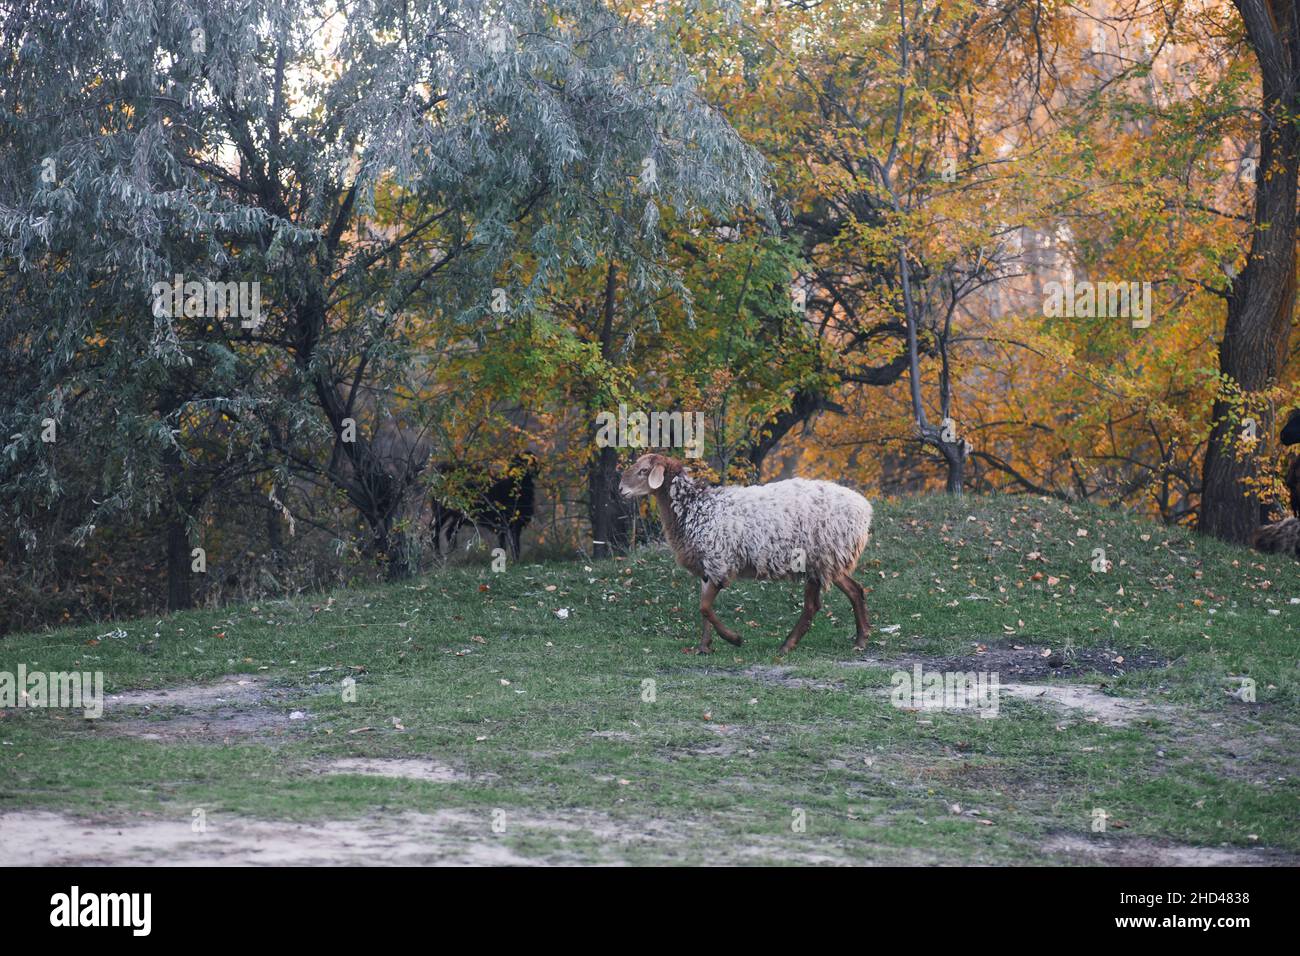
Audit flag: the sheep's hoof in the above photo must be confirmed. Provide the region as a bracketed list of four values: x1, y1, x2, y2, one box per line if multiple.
[720, 633, 744, 647]
[776, 641, 798, 656]
[694, 642, 715, 655]
[853, 636, 870, 651]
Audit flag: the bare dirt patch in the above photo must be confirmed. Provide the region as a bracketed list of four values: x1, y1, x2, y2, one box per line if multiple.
[320, 758, 488, 783]
[998, 682, 1174, 727]
[90, 673, 312, 744]
[0, 808, 810, 866]
[0, 809, 531, 866]
[6, 807, 1288, 867]
[867, 678, 1170, 726]
[849, 640, 1169, 681]
[844, 640, 1177, 726]
[104, 674, 272, 709]
[739, 665, 841, 690]
[1044, 833, 1299, 866]
[681, 740, 746, 758]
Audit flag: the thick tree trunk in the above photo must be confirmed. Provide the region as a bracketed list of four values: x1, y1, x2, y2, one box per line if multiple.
[1201, 0, 1300, 543]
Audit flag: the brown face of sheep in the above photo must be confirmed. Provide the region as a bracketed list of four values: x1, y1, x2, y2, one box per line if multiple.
[619, 454, 673, 498]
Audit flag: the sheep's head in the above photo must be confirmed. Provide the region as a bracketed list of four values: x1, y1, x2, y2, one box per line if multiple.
[619, 453, 681, 497]
[1282, 409, 1300, 446]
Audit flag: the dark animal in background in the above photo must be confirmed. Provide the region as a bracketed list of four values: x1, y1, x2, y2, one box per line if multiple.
[1281, 408, 1300, 446]
[1255, 517, 1300, 560]
[1252, 409, 1300, 560]
[1281, 408, 1300, 517]
[432, 453, 537, 560]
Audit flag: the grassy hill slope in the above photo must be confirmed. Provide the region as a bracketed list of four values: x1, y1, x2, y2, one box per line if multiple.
[1, 494, 1297, 864]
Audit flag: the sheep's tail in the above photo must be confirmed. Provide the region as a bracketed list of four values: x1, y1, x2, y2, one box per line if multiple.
[1254, 517, 1300, 559]
[843, 496, 873, 573]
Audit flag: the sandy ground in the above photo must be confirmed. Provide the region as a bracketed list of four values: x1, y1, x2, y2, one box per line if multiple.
[2, 805, 1292, 866]
[995, 681, 1173, 726]
[0, 809, 540, 866]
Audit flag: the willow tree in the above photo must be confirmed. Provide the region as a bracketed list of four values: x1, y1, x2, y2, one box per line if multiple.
[0, 0, 765, 596]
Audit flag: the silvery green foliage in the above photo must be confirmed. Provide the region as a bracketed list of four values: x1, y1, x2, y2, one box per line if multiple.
[0, 0, 766, 562]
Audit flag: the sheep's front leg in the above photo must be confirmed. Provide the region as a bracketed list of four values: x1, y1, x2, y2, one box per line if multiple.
[777, 578, 822, 655]
[833, 571, 872, 651]
[697, 579, 743, 653]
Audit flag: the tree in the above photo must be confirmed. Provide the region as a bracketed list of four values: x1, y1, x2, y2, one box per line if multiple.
[1200, 0, 1300, 543]
[693, 0, 1053, 491]
[0, 0, 766, 590]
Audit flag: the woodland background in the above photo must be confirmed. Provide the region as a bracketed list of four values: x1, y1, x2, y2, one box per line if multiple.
[2, 0, 1297, 635]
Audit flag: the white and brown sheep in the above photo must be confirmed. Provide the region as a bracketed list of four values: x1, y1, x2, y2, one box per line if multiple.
[618, 453, 874, 655]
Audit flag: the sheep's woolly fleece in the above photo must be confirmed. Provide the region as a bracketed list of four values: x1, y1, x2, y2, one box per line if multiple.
[663, 472, 873, 585]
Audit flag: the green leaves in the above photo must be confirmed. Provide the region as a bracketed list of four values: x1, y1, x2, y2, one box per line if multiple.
[0, 0, 768, 588]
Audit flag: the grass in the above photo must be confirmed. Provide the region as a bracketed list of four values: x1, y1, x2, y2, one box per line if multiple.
[1, 494, 1297, 864]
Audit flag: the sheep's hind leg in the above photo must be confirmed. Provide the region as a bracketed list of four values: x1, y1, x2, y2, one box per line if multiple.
[698, 579, 743, 653]
[776, 577, 822, 655]
[833, 571, 872, 651]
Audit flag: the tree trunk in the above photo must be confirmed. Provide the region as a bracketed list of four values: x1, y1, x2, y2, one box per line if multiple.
[588, 262, 636, 558]
[368, 517, 412, 581]
[384, 528, 412, 580]
[292, 289, 422, 579]
[165, 516, 193, 611]
[589, 444, 633, 558]
[895, 228, 969, 497]
[940, 440, 966, 495]
[1201, 0, 1300, 543]
[160, 392, 196, 611]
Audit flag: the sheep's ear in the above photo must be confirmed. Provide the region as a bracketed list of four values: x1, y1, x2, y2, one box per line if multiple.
[648, 463, 665, 489]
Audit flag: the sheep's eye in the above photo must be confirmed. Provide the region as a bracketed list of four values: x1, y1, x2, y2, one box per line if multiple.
[639, 468, 648, 475]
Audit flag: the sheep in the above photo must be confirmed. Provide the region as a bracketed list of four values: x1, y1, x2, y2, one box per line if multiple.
[618, 452, 874, 655]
